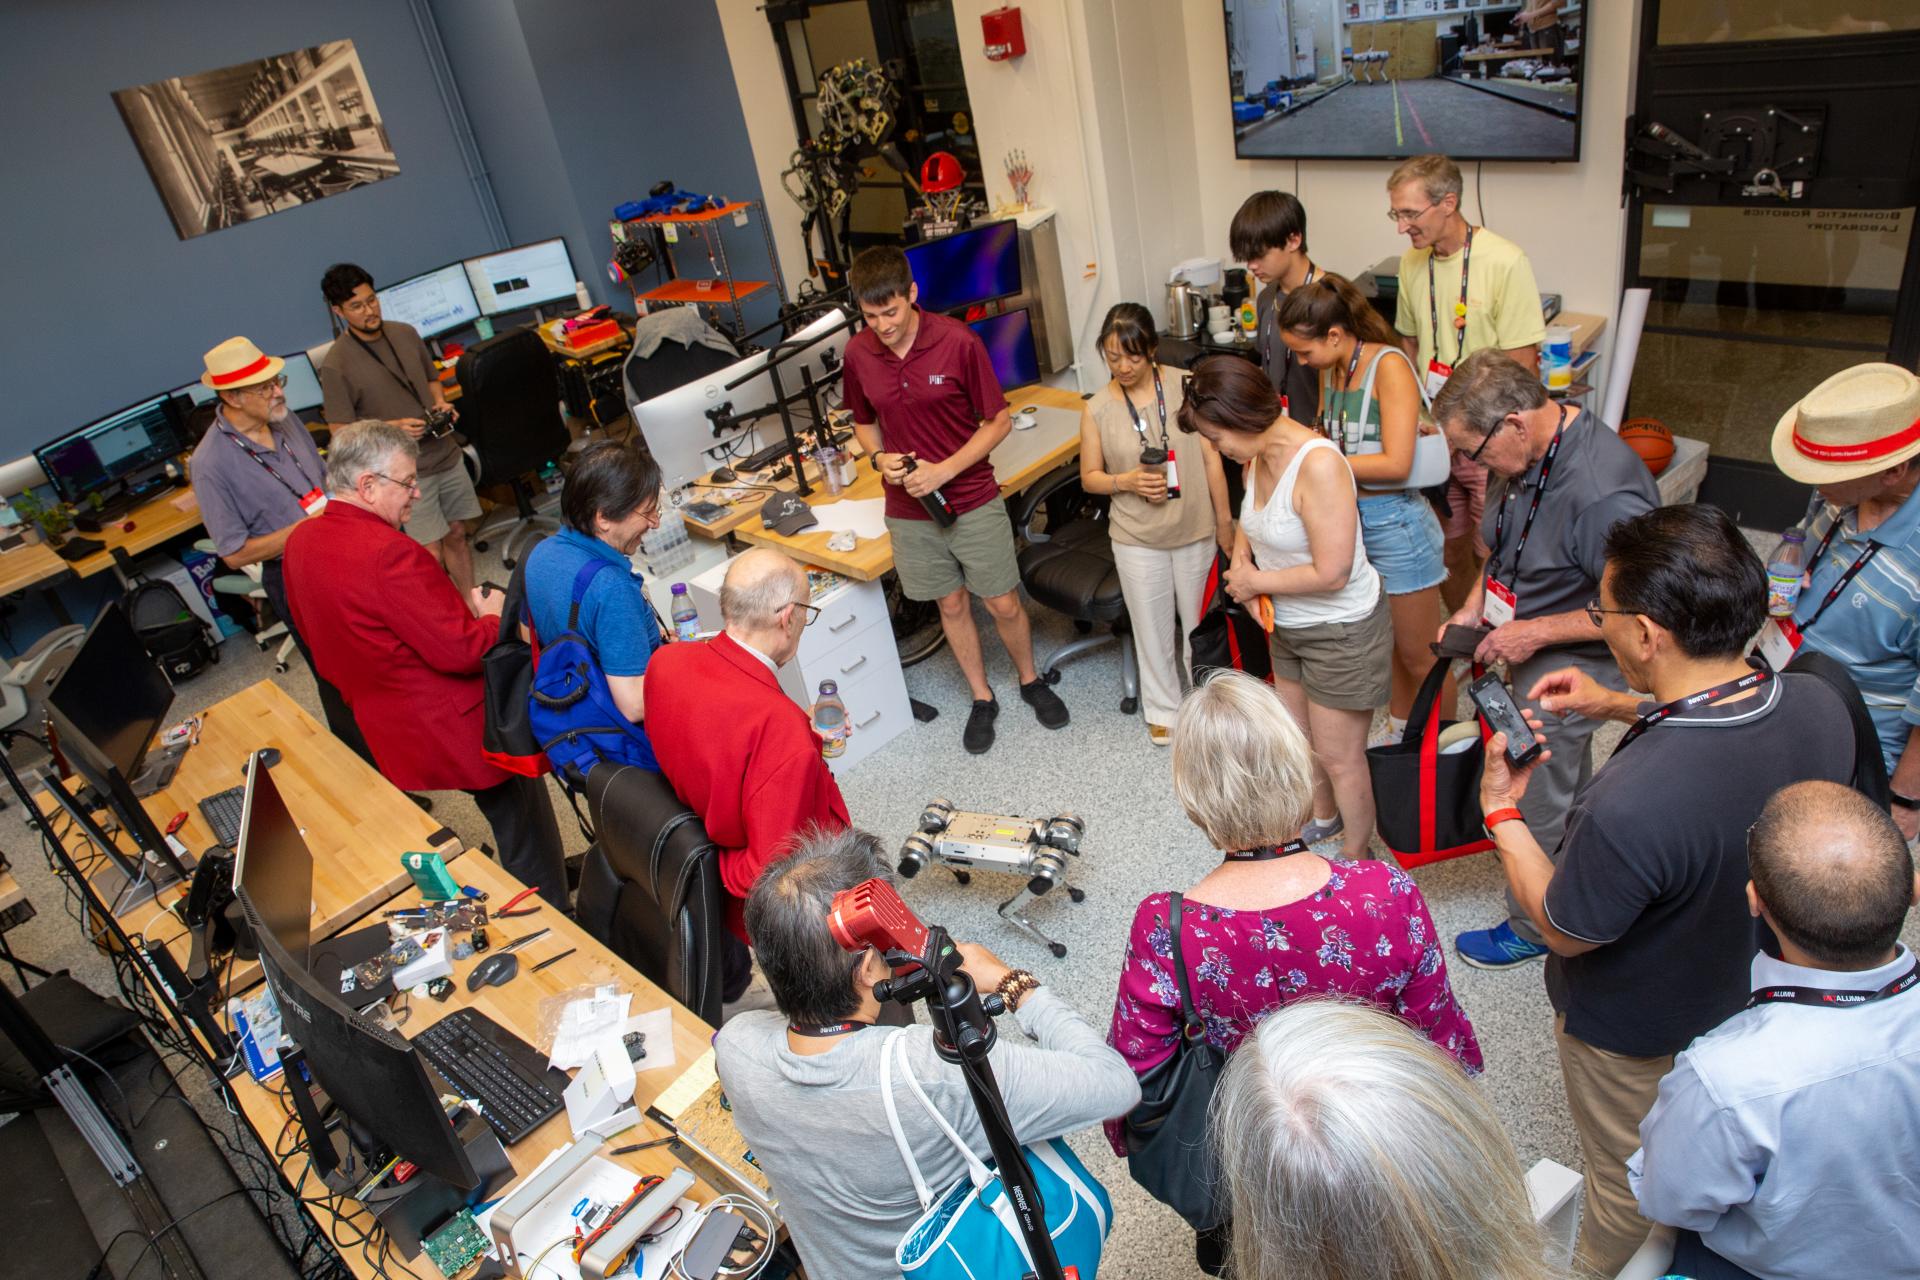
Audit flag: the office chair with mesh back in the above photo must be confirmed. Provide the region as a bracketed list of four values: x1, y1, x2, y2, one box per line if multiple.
[456, 329, 571, 569]
[574, 762, 729, 1026]
[1012, 464, 1140, 714]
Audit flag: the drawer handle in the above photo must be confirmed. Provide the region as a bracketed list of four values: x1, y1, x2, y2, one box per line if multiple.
[855, 709, 882, 727]
[839, 655, 869, 675]
[829, 613, 860, 633]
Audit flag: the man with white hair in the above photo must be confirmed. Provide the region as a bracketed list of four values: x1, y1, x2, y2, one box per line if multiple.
[282, 421, 566, 902]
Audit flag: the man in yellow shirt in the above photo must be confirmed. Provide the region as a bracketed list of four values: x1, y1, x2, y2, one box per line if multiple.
[1388, 154, 1545, 610]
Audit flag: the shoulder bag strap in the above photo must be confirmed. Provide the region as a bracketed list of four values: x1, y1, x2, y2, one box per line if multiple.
[566, 557, 616, 631]
[1357, 345, 1433, 435]
[500, 557, 531, 645]
[891, 1031, 997, 1188]
[880, 1027, 937, 1210]
[1168, 893, 1204, 1041]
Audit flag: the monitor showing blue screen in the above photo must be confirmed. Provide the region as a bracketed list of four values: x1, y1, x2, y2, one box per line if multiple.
[906, 221, 1022, 315]
[968, 308, 1040, 392]
[36, 395, 186, 505]
[377, 263, 482, 340]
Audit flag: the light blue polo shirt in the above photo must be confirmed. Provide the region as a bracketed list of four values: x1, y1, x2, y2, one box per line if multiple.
[1792, 489, 1920, 772]
[522, 527, 663, 678]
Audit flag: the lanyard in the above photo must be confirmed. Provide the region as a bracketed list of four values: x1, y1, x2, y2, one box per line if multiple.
[1122, 371, 1168, 451]
[1488, 403, 1568, 583]
[1747, 958, 1919, 1009]
[1322, 341, 1367, 444]
[220, 422, 317, 500]
[1428, 226, 1474, 366]
[1798, 517, 1878, 634]
[359, 330, 427, 409]
[1612, 664, 1771, 756]
[788, 1020, 872, 1037]
[1224, 838, 1310, 862]
[1261, 263, 1315, 398]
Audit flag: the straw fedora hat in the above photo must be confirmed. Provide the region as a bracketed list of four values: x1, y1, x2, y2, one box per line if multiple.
[1772, 362, 1920, 485]
[199, 336, 285, 391]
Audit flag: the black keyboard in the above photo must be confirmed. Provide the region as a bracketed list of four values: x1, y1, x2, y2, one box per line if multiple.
[198, 785, 245, 848]
[412, 1008, 566, 1145]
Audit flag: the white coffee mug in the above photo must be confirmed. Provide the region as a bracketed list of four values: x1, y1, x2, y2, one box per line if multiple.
[1207, 304, 1231, 327]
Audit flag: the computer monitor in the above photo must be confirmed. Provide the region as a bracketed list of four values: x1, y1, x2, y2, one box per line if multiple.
[48, 600, 175, 786]
[969, 308, 1040, 392]
[376, 263, 483, 340]
[463, 238, 579, 316]
[239, 887, 481, 1192]
[906, 221, 1023, 315]
[173, 352, 322, 414]
[35, 394, 186, 507]
[629, 306, 851, 487]
[234, 756, 313, 965]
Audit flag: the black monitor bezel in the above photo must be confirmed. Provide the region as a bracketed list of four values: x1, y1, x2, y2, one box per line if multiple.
[374, 260, 484, 341]
[462, 236, 581, 317]
[967, 306, 1041, 390]
[905, 220, 1024, 315]
[33, 392, 186, 506]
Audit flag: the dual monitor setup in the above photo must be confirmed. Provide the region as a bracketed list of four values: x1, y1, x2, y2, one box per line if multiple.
[372, 236, 582, 340]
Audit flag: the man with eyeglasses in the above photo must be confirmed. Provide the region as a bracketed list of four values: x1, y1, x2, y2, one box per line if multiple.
[1386, 154, 1545, 612]
[642, 547, 852, 1001]
[318, 262, 482, 598]
[283, 421, 568, 903]
[1471, 503, 1855, 1274]
[189, 336, 375, 768]
[1432, 350, 1656, 971]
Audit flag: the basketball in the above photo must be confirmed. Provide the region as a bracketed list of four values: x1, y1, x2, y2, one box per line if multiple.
[1620, 418, 1675, 476]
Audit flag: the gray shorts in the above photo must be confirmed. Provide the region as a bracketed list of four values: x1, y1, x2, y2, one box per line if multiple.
[1268, 591, 1393, 711]
[887, 496, 1021, 602]
[406, 459, 483, 546]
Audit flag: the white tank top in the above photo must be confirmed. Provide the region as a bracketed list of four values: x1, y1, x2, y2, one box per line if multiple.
[1241, 436, 1381, 627]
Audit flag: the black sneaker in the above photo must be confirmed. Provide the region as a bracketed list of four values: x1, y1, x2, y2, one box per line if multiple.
[1020, 678, 1070, 729]
[963, 697, 999, 754]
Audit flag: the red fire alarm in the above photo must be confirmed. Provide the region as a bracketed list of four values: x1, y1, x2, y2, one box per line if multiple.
[982, 6, 1026, 61]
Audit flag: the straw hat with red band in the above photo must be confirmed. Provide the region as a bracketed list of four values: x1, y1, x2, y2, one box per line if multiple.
[199, 336, 285, 391]
[1773, 363, 1920, 485]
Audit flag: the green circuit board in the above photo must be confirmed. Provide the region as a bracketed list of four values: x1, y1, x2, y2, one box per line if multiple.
[422, 1208, 490, 1278]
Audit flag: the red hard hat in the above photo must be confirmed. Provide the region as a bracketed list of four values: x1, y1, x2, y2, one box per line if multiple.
[920, 151, 964, 194]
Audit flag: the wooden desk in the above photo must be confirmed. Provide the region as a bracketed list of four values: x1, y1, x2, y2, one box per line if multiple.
[0, 486, 205, 603]
[1557, 310, 1606, 360]
[538, 317, 631, 362]
[723, 384, 1087, 581]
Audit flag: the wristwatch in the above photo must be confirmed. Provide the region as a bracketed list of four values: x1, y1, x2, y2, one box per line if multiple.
[1891, 791, 1920, 811]
[995, 969, 1040, 1011]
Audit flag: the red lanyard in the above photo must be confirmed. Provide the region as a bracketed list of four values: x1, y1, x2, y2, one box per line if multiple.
[1121, 371, 1169, 450]
[1224, 838, 1310, 862]
[1748, 958, 1918, 1009]
[1798, 517, 1878, 634]
[1611, 665, 1770, 757]
[1488, 404, 1568, 583]
[1428, 226, 1474, 366]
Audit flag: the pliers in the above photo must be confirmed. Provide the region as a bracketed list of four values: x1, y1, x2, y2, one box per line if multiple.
[496, 886, 542, 918]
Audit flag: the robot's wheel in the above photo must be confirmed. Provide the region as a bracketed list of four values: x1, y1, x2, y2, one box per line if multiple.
[1048, 942, 1068, 958]
[503, 555, 518, 570]
[273, 662, 290, 674]
[474, 539, 491, 553]
[1042, 668, 1062, 686]
[1120, 696, 1138, 715]
[1068, 887, 1086, 903]
[952, 870, 971, 886]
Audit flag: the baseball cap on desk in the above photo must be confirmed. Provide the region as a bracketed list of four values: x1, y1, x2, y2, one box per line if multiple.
[761, 492, 818, 535]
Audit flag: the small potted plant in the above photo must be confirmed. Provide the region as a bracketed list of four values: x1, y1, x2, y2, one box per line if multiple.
[13, 491, 72, 548]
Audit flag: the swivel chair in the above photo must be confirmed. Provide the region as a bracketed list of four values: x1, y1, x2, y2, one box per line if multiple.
[1011, 465, 1140, 714]
[193, 539, 294, 672]
[621, 330, 743, 481]
[456, 329, 571, 569]
[0, 625, 85, 782]
[575, 762, 729, 1027]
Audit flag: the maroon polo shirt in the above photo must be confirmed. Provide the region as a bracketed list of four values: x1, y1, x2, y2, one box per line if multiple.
[842, 308, 1009, 520]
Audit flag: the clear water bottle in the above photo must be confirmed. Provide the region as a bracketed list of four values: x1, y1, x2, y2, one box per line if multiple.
[669, 583, 700, 641]
[816, 442, 846, 496]
[812, 680, 849, 759]
[1767, 529, 1807, 618]
[644, 505, 694, 575]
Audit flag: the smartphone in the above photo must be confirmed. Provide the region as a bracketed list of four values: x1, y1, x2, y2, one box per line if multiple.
[1432, 623, 1492, 659]
[1469, 673, 1543, 767]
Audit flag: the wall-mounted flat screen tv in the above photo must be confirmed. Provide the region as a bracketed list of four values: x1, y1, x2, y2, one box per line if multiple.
[1223, 0, 1584, 161]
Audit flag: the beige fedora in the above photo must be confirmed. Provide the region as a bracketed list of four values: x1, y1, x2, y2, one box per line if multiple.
[199, 336, 285, 391]
[1772, 362, 1920, 484]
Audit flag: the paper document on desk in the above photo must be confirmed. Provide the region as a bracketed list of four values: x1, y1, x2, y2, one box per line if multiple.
[810, 498, 887, 540]
[171, 490, 200, 513]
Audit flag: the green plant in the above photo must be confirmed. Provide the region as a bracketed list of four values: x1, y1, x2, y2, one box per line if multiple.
[12, 490, 72, 540]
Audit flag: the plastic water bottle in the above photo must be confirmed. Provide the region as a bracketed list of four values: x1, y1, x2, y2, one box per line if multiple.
[1767, 529, 1807, 618]
[669, 584, 700, 641]
[812, 680, 849, 759]
[643, 505, 694, 575]
[816, 442, 845, 496]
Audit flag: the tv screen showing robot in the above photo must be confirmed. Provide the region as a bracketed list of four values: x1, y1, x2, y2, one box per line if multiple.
[463, 238, 579, 316]
[906, 221, 1022, 315]
[376, 263, 482, 340]
[968, 309, 1040, 392]
[35, 394, 185, 505]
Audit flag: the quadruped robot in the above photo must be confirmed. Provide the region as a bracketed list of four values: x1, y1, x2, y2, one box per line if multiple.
[896, 799, 1086, 957]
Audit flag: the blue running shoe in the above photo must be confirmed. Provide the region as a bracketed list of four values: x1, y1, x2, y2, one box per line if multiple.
[1454, 921, 1549, 969]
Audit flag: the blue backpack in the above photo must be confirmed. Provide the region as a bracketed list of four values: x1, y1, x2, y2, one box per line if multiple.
[528, 558, 660, 788]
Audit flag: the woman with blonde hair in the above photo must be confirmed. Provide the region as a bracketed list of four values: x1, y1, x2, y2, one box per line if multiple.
[1212, 1000, 1552, 1280]
[1106, 670, 1480, 1271]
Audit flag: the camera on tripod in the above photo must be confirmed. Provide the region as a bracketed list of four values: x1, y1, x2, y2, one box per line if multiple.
[896, 800, 1085, 957]
[421, 405, 456, 439]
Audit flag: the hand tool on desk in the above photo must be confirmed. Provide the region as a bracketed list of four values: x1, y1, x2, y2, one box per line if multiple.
[498, 927, 551, 954]
[496, 886, 542, 918]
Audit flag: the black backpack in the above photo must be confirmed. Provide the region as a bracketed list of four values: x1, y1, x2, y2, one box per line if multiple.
[123, 576, 218, 683]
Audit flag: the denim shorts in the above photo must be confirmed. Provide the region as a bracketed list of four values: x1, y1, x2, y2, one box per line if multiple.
[1358, 490, 1446, 595]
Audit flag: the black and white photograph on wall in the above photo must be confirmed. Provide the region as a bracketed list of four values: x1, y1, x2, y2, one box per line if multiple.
[113, 40, 400, 240]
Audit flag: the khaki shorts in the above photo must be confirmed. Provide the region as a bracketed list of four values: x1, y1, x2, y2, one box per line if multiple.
[1268, 591, 1393, 711]
[887, 496, 1020, 602]
[406, 459, 484, 546]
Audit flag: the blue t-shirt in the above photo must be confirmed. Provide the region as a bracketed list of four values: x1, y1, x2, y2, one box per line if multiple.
[523, 528, 663, 677]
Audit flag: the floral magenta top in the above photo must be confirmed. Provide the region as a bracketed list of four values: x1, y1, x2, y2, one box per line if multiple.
[1104, 857, 1482, 1153]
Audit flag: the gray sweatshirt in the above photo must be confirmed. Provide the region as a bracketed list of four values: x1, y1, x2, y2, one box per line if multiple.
[713, 987, 1141, 1279]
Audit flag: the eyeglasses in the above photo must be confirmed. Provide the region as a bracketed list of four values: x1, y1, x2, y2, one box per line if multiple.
[339, 296, 380, 314]
[1584, 599, 1638, 629]
[373, 472, 421, 494]
[1386, 202, 1438, 226]
[791, 600, 822, 627]
[1465, 418, 1508, 463]
[243, 375, 289, 395]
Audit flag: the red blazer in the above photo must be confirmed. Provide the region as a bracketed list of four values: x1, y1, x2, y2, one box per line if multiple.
[282, 503, 504, 792]
[645, 632, 851, 940]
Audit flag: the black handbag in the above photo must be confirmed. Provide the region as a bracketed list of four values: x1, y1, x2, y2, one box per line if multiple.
[1189, 550, 1273, 685]
[479, 559, 551, 779]
[1782, 648, 1891, 806]
[1366, 657, 1494, 869]
[1119, 892, 1228, 1232]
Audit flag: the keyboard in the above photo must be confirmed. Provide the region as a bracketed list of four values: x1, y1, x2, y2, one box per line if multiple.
[198, 785, 246, 849]
[412, 1008, 566, 1144]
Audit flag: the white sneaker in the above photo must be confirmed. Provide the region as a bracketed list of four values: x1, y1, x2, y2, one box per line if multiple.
[1367, 726, 1404, 748]
[1299, 815, 1345, 847]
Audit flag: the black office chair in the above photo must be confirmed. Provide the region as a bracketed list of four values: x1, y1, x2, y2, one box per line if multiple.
[455, 328, 571, 568]
[1012, 464, 1140, 714]
[574, 762, 729, 1027]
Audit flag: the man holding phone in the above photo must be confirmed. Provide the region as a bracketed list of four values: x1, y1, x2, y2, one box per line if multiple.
[1476, 504, 1857, 1275]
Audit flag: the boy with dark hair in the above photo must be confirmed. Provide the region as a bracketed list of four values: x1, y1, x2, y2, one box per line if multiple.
[842, 246, 1068, 753]
[1230, 190, 1320, 423]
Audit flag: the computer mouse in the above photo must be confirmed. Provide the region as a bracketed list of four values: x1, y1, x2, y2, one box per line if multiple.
[711, 465, 737, 484]
[241, 747, 281, 778]
[467, 952, 519, 992]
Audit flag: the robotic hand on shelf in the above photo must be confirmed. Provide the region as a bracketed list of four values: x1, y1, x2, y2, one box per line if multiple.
[896, 800, 1086, 957]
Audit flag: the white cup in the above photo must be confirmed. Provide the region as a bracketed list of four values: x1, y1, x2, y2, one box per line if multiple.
[1207, 304, 1231, 327]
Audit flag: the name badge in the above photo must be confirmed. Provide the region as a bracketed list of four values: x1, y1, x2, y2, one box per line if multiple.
[1755, 616, 1802, 671]
[1483, 577, 1517, 628]
[1424, 358, 1453, 400]
[299, 488, 328, 517]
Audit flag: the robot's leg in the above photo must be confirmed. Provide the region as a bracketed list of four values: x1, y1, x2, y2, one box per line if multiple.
[996, 882, 1067, 958]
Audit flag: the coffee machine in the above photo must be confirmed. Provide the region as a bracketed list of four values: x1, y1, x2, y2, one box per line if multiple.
[1166, 257, 1223, 338]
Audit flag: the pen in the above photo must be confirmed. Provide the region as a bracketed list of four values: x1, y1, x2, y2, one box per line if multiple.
[530, 948, 576, 973]
[610, 1137, 676, 1156]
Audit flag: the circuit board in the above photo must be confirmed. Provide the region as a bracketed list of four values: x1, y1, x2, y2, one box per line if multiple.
[422, 1208, 490, 1278]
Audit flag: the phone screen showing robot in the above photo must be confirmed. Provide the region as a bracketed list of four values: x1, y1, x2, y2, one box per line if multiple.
[1469, 673, 1543, 768]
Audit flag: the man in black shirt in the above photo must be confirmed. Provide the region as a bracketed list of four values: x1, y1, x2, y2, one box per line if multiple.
[1230, 190, 1321, 425]
[1477, 504, 1857, 1276]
